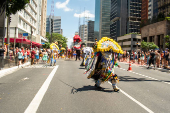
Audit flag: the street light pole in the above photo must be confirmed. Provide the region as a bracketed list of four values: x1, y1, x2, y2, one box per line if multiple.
[31, 26, 32, 50]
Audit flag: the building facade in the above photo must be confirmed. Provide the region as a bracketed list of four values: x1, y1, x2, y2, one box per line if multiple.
[94, 0, 111, 41]
[79, 25, 88, 42]
[158, 0, 170, 16]
[87, 20, 94, 47]
[127, 0, 142, 34]
[110, 0, 141, 41]
[153, 0, 158, 17]
[5, 0, 48, 45]
[141, 0, 149, 20]
[141, 20, 170, 50]
[117, 34, 141, 51]
[46, 16, 61, 34]
[110, 0, 127, 41]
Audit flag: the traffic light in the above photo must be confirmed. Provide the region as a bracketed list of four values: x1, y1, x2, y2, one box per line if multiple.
[51, 19, 53, 33]
[95, 38, 97, 41]
[137, 42, 138, 46]
[9, 16, 11, 23]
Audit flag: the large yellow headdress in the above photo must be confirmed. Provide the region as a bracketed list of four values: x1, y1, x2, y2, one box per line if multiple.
[97, 37, 123, 54]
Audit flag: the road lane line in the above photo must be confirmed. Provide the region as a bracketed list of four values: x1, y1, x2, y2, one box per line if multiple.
[24, 65, 59, 113]
[108, 81, 154, 113]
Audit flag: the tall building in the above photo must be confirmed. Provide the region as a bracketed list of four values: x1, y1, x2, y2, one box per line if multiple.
[40, 0, 47, 38]
[158, 0, 170, 16]
[110, 0, 141, 41]
[94, 0, 111, 41]
[79, 25, 88, 42]
[5, 0, 48, 44]
[127, 0, 142, 34]
[141, 0, 149, 20]
[46, 16, 61, 34]
[148, 0, 153, 19]
[110, 0, 127, 41]
[153, 0, 158, 17]
[87, 20, 94, 46]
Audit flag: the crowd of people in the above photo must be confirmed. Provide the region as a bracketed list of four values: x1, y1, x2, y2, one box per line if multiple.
[119, 49, 170, 69]
[0, 45, 87, 70]
[1, 44, 170, 70]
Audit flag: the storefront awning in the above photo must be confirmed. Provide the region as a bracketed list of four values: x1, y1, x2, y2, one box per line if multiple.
[5, 38, 42, 47]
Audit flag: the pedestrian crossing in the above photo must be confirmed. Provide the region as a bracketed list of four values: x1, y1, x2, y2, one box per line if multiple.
[25, 64, 54, 68]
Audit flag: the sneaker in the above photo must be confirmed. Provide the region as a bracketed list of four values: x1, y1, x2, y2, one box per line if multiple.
[147, 67, 149, 69]
[114, 88, 119, 92]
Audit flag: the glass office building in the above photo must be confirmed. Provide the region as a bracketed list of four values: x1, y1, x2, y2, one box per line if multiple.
[94, 0, 111, 40]
[127, 0, 142, 34]
[110, 0, 127, 41]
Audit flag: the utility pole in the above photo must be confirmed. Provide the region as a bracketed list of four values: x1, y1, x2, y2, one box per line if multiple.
[50, 18, 53, 43]
[14, 27, 17, 55]
[7, 15, 11, 57]
[31, 26, 32, 50]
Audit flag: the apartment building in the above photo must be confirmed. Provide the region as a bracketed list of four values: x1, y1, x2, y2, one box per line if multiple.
[79, 25, 88, 42]
[5, 0, 48, 46]
[46, 16, 61, 34]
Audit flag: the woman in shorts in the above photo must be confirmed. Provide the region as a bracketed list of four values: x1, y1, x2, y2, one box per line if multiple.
[17, 49, 23, 66]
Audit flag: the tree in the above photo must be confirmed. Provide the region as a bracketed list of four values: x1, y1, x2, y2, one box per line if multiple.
[46, 32, 68, 48]
[165, 35, 170, 49]
[42, 42, 50, 49]
[141, 40, 159, 50]
[0, 0, 29, 16]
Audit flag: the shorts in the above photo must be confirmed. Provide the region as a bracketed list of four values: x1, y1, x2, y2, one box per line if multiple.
[35, 55, 39, 59]
[18, 59, 22, 61]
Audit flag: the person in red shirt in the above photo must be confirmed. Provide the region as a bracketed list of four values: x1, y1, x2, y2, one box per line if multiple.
[31, 48, 36, 65]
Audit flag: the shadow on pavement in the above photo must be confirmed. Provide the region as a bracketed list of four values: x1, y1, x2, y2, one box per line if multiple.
[58, 79, 115, 94]
[119, 76, 170, 83]
[79, 67, 85, 69]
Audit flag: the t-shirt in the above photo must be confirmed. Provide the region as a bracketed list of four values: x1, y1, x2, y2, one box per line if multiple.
[17, 52, 23, 59]
[150, 52, 155, 60]
[31, 51, 36, 59]
[0, 49, 5, 57]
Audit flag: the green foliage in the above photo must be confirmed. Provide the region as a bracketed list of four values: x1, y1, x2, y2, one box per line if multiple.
[0, 0, 30, 16]
[141, 40, 159, 50]
[42, 42, 50, 49]
[124, 33, 140, 36]
[165, 35, 170, 49]
[46, 32, 68, 48]
[140, 13, 169, 28]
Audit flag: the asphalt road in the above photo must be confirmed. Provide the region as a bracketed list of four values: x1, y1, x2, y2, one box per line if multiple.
[0, 59, 170, 113]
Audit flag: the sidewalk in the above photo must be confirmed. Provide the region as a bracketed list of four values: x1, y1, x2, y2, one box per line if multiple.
[0, 62, 30, 79]
[119, 61, 170, 73]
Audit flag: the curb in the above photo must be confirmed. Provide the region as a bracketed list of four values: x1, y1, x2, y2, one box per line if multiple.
[0, 62, 31, 79]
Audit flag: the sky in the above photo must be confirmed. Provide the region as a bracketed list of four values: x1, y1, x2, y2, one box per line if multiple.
[46, 0, 95, 48]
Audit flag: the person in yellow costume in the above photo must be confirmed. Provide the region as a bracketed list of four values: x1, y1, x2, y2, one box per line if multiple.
[47, 41, 59, 66]
[84, 37, 123, 92]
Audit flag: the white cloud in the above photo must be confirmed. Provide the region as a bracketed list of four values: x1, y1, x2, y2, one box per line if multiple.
[74, 10, 95, 18]
[56, 0, 73, 12]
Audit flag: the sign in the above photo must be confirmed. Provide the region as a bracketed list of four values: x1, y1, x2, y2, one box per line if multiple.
[23, 33, 28, 36]
[41, 42, 45, 44]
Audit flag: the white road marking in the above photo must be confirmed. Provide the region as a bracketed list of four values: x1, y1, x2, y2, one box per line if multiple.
[108, 81, 154, 113]
[118, 67, 170, 85]
[24, 65, 59, 113]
